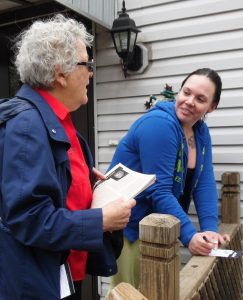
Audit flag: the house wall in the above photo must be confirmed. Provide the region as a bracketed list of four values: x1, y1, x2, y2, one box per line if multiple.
[56, 0, 116, 28]
[95, 0, 243, 298]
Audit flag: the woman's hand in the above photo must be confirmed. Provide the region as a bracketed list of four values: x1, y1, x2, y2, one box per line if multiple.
[188, 231, 230, 256]
[102, 197, 136, 232]
[92, 167, 106, 182]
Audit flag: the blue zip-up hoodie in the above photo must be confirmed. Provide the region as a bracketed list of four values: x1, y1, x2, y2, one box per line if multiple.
[109, 100, 218, 246]
[0, 84, 117, 300]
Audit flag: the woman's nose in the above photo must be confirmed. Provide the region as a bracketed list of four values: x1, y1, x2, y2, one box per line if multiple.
[185, 96, 195, 107]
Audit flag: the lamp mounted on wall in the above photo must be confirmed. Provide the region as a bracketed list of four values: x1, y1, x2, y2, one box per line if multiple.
[111, 0, 147, 77]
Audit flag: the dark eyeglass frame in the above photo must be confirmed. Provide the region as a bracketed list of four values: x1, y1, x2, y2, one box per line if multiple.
[76, 59, 94, 72]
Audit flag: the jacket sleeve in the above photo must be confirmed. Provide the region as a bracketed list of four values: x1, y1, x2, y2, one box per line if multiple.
[1, 108, 103, 252]
[133, 114, 197, 246]
[193, 128, 218, 233]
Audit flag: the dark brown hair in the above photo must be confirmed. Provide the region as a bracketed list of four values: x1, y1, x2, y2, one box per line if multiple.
[181, 68, 222, 108]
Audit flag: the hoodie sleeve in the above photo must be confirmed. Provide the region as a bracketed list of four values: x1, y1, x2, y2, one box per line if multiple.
[133, 112, 197, 246]
[193, 127, 218, 233]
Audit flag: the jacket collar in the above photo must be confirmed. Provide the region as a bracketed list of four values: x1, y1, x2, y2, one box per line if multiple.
[16, 84, 70, 145]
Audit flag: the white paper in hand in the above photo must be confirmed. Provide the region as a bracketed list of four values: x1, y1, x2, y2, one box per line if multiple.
[209, 248, 242, 258]
[91, 163, 156, 208]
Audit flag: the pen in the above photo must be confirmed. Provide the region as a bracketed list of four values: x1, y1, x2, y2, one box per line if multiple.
[202, 235, 209, 242]
[203, 236, 218, 249]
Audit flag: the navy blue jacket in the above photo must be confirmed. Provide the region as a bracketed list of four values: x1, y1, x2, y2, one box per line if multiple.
[0, 84, 112, 299]
[109, 101, 218, 246]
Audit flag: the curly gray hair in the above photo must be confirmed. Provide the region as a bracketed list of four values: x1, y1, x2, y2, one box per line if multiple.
[14, 14, 93, 88]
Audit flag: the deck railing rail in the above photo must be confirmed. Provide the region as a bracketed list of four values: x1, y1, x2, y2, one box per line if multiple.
[108, 172, 243, 300]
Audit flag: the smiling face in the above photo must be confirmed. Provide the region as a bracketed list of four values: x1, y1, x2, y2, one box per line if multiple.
[175, 74, 217, 128]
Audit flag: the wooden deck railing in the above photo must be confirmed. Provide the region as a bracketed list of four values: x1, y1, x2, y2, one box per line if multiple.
[108, 172, 242, 300]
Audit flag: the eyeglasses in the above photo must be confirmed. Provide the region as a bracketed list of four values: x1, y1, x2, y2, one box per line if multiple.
[76, 59, 94, 72]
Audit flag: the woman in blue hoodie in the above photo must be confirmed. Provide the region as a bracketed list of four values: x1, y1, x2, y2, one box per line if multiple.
[108, 68, 230, 291]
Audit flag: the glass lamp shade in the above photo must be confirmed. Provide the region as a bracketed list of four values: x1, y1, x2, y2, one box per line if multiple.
[111, 11, 140, 61]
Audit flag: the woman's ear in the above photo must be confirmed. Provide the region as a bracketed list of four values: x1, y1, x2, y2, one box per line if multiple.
[54, 65, 67, 88]
[207, 103, 217, 113]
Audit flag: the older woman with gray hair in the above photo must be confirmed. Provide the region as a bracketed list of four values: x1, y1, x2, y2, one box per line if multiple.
[0, 14, 135, 300]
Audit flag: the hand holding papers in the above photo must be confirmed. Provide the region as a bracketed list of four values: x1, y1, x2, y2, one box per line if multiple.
[91, 163, 156, 208]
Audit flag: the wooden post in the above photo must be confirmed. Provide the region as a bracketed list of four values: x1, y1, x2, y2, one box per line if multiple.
[108, 283, 149, 300]
[221, 172, 240, 223]
[139, 213, 180, 300]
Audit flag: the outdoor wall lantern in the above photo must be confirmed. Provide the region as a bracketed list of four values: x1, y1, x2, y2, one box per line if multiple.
[111, 0, 148, 77]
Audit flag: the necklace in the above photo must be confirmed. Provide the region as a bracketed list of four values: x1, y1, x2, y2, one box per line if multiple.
[188, 135, 196, 149]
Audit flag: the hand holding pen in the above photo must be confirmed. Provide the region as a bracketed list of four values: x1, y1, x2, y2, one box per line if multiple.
[202, 235, 218, 249]
[188, 231, 230, 256]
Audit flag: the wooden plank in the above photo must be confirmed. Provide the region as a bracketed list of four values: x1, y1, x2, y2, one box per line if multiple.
[218, 223, 238, 237]
[216, 261, 232, 299]
[179, 256, 215, 300]
[198, 282, 209, 300]
[228, 233, 243, 296]
[205, 273, 216, 300]
[220, 258, 236, 299]
[191, 291, 201, 300]
[213, 265, 227, 300]
[108, 282, 148, 300]
[209, 269, 221, 300]
[179, 224, 240, 300]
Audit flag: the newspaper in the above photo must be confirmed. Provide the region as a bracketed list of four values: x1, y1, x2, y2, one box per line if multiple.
[91, 163, 156, 208]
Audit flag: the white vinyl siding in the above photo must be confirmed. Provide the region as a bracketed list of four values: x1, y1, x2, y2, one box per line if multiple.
[95, 0, 243, 298]
[55, 0, 116, 28]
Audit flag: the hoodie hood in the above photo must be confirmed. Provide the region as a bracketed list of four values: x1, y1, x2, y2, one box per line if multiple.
[149, 100, 207, 143]
[150, 100, 177, 119]
[0, 97, 33, 125]
[149, 100, 183, 132]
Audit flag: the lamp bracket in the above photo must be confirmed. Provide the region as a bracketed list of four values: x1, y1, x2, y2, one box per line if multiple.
[127, 44, 148, 75]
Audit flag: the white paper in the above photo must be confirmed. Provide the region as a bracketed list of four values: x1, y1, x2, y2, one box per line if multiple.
[91, 163, 156, 208]
[60, 264, 74, 299]
[209, 249, 241, 258]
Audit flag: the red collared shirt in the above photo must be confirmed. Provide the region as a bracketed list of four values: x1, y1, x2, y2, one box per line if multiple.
[36, 89, 92, 281]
